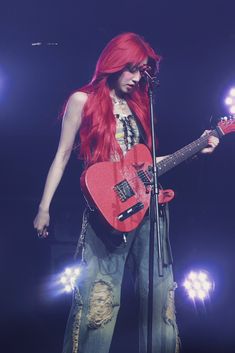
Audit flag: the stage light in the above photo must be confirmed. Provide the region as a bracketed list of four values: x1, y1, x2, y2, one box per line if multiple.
[31, 42, 58, 47]
[0, 68, 5, 97]
[230, 105, 235, 114]
[225, 87, 235, 114]
[225, 97, 233, 105]
[230, 88, 235, 96]
[59, 266, 81, 293]
[183, 270, 214, 301]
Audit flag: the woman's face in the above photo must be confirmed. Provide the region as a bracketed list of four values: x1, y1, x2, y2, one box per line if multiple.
[115, 57, 148, 95]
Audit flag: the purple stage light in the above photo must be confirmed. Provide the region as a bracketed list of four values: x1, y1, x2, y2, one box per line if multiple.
[0, 68, 5, 96]
[224, 88, 235, 114]
[183, 270, 214, 301]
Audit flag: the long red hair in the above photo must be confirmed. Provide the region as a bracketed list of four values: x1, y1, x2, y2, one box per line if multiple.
[78, 32, 160, 166]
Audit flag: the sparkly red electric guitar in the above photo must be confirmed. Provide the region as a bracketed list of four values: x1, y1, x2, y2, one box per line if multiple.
[81, 117, 235, 232]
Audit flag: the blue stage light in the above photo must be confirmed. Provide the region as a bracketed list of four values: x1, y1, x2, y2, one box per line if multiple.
[59, 266, 81, 293]
[183, 270, 214, 301]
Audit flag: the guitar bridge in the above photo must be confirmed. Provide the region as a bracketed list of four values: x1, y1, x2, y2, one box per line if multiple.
[117, 202, 144, 222]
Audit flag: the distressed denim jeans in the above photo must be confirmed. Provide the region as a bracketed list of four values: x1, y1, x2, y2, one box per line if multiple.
[62, 206, 179, 353]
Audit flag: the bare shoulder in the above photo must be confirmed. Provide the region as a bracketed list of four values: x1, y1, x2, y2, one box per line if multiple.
[63, 91, 88, 128]
[67, 91, 88, 110]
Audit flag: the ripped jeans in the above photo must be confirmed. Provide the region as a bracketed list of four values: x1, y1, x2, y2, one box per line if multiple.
[62, 206, 179, 353]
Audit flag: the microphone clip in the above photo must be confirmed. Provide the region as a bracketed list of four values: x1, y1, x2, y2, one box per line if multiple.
[140, 64, 160, 86]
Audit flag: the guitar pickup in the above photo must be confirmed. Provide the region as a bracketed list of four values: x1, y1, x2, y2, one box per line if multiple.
[114, 179, 135, 202]
[117, 202, 144, 222]
[137, 169, 152, 185]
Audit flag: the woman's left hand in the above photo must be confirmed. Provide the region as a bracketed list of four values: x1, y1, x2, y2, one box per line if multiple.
[201, 130, 220, 154]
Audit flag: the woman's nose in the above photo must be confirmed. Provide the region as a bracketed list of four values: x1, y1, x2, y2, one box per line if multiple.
[132, 70, 141, 83]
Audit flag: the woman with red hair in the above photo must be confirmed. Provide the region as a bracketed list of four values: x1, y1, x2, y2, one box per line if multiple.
[34, 32, 218, 353]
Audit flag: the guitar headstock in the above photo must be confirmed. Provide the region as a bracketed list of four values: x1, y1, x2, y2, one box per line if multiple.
[217, 115, 235, 135]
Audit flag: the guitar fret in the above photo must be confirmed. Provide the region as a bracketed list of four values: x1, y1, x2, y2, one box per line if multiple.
[157, 130, 219, 176]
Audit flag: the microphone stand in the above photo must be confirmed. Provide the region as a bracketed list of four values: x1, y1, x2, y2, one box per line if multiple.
[143, 69, 163, 353]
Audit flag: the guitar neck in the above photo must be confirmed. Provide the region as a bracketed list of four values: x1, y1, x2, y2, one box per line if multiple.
[157, 128, 223, 177]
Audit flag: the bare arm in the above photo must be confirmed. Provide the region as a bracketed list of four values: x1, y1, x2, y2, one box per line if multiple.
[156, 156, 167, 163]
[34, 92, 88, 237]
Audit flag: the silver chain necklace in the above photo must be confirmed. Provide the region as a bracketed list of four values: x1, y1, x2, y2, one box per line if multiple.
[110, 94, 126, 105]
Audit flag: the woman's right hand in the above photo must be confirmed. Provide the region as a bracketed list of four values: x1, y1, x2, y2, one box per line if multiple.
[33, 207, 50, 238]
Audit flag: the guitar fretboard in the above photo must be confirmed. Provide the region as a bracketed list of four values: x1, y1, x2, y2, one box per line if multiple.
[157, 128, 223, 177]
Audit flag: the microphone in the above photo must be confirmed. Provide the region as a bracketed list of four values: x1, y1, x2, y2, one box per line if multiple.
[140, 64, 152, 77]
[140, 64, 159, 85]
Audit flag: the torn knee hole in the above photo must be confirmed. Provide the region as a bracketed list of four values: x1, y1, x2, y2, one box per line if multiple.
[87, 280, 114, 329]
[164, 282, 177, 324]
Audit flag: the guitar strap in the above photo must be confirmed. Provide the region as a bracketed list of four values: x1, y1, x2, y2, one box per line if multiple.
[135, 115, 148, 146]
